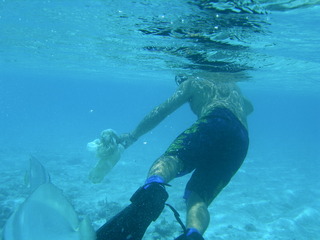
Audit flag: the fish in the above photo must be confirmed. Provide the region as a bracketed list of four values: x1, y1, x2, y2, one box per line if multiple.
[2, 157, 96, 240]
[24, 156, 51, 192]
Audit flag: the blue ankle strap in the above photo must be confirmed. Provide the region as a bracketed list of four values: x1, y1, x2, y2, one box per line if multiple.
[186, 228, 201, 236]
[145, 175, 165, 185]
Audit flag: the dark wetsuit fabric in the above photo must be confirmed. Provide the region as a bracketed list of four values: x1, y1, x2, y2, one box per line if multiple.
[163, 108, 249, 203]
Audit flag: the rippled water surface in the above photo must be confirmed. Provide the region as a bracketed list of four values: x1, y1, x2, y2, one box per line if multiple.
[1, 0, 319, 90]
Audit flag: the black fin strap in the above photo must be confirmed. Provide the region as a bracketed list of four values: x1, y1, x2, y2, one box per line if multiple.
[165, 203, 187, 234]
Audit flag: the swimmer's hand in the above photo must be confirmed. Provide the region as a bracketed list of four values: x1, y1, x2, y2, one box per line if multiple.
[118, 133, 137, 149]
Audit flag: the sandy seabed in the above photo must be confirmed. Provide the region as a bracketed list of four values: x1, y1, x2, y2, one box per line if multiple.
[1, 148, 319, 240]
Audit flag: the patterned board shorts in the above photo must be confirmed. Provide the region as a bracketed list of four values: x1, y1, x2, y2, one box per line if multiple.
[163, 108, 249, 203]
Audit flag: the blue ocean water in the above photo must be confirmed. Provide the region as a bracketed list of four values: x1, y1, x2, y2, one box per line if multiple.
[0, 1, 320, 239]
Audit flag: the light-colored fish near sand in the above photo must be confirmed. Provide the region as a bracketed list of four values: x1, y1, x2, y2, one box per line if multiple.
[2, 157, 96, 240]
[24, 156, 51, 192]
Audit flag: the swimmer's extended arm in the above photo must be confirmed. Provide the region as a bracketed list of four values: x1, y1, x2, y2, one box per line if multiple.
[126, 80, 192, 144]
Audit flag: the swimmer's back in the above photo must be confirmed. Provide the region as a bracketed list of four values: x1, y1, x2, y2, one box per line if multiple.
[187, 79, 253, 129]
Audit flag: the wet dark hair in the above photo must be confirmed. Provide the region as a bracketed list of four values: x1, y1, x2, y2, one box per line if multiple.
[175, 75, 189, 86]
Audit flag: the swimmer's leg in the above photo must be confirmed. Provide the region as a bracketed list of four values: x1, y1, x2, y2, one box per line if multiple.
[147, 155, 185, 183]
[186, 192, 210, 235]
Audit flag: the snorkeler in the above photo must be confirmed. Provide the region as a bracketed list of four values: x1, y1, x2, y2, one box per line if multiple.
[96, 74, 254, 240]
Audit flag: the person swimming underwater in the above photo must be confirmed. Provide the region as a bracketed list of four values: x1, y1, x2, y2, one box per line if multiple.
[96, 73, 253, 240]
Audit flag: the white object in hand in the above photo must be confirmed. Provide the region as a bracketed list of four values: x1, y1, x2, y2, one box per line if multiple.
[87, 129, 124, 183]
